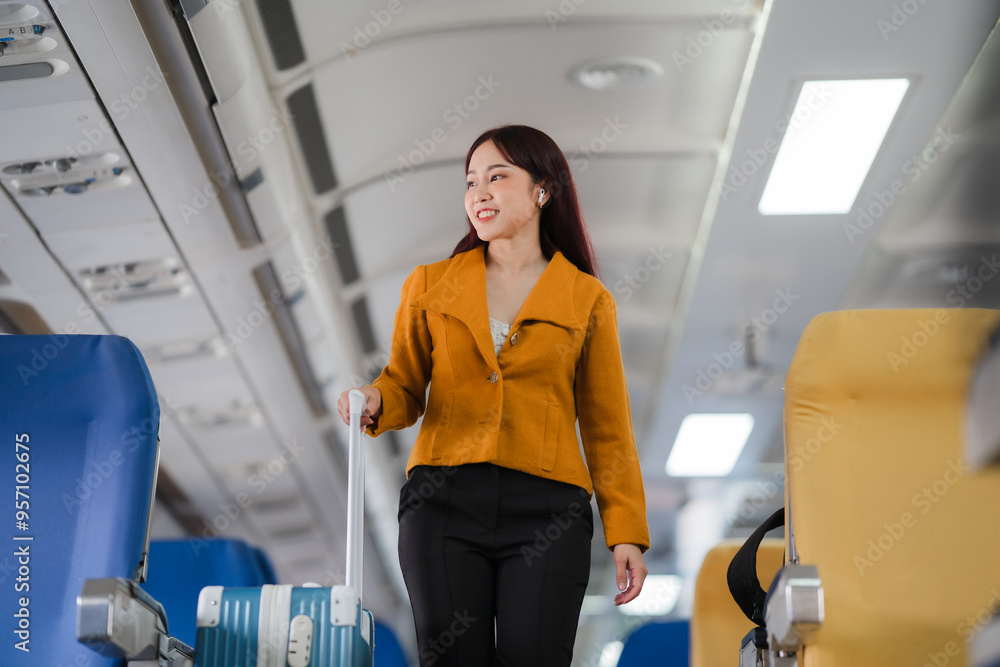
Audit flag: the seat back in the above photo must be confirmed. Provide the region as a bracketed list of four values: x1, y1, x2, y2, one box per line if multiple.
[618, 619, 690, 666]
[251, 544, 279, 585]
[785, 309, 1000, 666]
[141, 538, 280, 647]
[373, 619, 409, 667]
[0, 334, 159, 665]
[691, 538, 784, 667]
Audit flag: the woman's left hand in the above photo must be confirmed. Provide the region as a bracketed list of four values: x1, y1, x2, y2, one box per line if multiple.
[612, 543, 647, 605]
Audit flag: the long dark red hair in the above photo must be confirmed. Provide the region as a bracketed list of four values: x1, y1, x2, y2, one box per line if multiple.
[450, 125, 599, 279]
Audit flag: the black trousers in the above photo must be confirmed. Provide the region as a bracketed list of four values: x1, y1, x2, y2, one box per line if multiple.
[397, 462, 594, 666]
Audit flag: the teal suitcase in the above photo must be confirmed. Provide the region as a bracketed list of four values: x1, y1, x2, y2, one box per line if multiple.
[193, 584, 374, 666]
[193, 390, 375, 667]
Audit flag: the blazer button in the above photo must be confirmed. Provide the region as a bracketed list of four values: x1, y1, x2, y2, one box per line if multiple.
[510, 332, 519, 345]
[489, 372, 498, 383]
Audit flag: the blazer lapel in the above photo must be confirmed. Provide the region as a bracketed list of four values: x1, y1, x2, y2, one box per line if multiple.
[412, 245, 586, 371]
[412, 245, 499, 372]
[511, 250, 581, 331]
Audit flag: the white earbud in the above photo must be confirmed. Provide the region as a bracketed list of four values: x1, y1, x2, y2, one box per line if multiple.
[538, 188, 545, 205]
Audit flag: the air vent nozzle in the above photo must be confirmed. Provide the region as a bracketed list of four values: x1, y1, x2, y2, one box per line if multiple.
[176, 399, 264, 430]
[79, 257, 192, 304]
[3, 153, 128, 196]
[142, 336, 228, 364]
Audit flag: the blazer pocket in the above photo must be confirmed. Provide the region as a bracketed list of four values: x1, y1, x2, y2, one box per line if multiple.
[429, 391, 453, 462]
[541, 401, 560, 472]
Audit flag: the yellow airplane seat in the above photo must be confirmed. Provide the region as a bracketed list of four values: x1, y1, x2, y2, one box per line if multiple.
[762, 308, 1000, 667]
[691, 537, 785, 667]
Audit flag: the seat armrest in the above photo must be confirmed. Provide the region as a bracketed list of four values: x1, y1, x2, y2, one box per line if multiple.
[77, 577, 194, 666]
[765, 565, 824, 653]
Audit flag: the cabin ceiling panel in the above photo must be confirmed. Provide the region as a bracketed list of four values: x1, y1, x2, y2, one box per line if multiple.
[100, 294, 219, 347]
[575, 156, 716, 242]
[364, 268, 414, 362]
[42, 219, 177, 270]
[340, 163, 467, 281]
[146, 354, 251, 412]
[196, 423, 286, 467]
[0, 100, 119, 162]
[309, 24, 754, 186]
[846, 246, 1000, 310]
[288, 0, 763, 70]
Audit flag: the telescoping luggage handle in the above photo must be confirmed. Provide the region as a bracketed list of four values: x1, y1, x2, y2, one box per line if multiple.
[346, 389, 367, 601]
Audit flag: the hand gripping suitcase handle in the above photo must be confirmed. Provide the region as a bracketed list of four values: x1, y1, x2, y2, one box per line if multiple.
[346, 389, 366, 599]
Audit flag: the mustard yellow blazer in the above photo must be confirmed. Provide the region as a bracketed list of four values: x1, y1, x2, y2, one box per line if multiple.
[366, 244, 650, 551]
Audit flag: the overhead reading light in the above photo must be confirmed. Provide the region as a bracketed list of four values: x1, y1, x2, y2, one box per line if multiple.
[570, 56, 664, 91]
[666, 413, 754, 477]
[758, 78, 909, 215]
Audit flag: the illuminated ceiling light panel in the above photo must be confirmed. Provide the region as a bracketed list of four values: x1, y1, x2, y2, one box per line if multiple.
[758, 78, 910, 215]
[666, 413, 754, 477]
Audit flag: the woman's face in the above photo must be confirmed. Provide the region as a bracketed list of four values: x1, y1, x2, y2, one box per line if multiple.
[465, 140, 545, 243]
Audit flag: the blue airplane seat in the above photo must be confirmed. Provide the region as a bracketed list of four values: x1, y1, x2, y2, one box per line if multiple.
[0, 334, 160, 666]
[141, 538, 279, 647]
[373, 620, 408, 667]
[617, 619, 690, 666]
[251, 544, 278, 584]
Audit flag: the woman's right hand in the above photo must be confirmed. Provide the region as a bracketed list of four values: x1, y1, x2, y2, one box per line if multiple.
[337, 386, 382, 429]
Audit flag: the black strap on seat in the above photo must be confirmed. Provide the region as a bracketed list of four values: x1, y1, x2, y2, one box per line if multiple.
[727, 507, 785, 626]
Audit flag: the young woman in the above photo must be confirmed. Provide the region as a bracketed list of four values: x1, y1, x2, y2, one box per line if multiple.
[338, 124, 649, 665]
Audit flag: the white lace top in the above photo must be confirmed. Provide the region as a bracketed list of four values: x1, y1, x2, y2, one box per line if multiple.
[489, 317, 510, 355]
